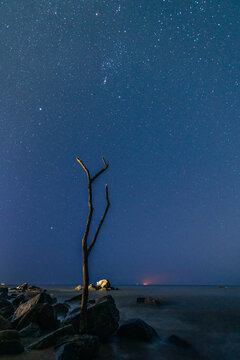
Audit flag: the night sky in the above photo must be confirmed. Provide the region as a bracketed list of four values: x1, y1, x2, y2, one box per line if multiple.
[1, 0, 240, 285]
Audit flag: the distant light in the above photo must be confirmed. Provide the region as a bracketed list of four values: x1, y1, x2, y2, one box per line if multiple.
[96, 12, 99, 16]
[39, 107, 42, 111]
[143, 282, 149, 286]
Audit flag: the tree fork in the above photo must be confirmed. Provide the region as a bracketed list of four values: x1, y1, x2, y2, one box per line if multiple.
[76, 157, 110, 334]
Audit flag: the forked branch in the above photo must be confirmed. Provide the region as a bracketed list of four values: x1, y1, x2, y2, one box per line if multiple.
[91, 157, 109, 182]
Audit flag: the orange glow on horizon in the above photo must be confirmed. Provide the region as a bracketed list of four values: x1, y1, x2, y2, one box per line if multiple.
[143, 282, 149, 286]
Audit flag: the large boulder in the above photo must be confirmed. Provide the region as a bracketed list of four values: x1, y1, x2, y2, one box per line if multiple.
[56, 334, 99, 360]
[85, 295, 119, 338]
[0, 298, 14, 319]
[116, 319, 158, 343]
[96, 279, 111, 289]
[63, 295, 119, 339]
[12, 292, 53, 325]
[65, 294, 82, 304]
[28, 324, 75, 350]
[16, 303, 58, 331]
[88, 284, 97, 291]
[0, 329, 24, 355]
[0, 315, 12, 330]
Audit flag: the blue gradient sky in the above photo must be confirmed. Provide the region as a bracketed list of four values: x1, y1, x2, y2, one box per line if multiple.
[1, 0, 240, 285]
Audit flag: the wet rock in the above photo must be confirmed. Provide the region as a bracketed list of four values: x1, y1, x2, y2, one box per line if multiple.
[74, 285, 82, 291]
[12, 292, 54, 325]
[168, 335, 191, 349]
[136, 297, 163, 306]
[69, 307, 81, 316]
[0, 315, 12, 330]
[28, 324, 75, 350]
[16, 282, 28, 291]
[19, 322, 40, 337]
[12, 294, 26, 306]
[55, 334, 99, 360]
[116, 319, 159, 343]
[0, 329, 24, 355]
[54, 303, 69, 318]
[0, 298, 14, 319]
[86, 295, 119, 339]
[63, 295, 119, 339]
[16, 302, 58, 331]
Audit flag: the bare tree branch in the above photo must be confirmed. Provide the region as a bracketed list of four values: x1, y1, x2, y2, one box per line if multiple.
[76, 158, 90, 180]
[88, 184, 110, 255]
[91, 157, 109, 183]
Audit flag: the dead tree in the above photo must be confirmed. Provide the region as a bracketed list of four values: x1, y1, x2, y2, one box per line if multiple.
[76, 157, 110, 334]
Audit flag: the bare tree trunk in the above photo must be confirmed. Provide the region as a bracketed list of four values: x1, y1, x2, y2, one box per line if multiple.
[76, 157, 110, 334]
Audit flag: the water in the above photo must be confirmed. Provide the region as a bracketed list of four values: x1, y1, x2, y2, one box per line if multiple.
[44, 285, 240, 360]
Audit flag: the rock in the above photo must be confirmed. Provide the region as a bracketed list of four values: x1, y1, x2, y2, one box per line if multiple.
[16, 303, 58, 331]
[28, 325, 75, 350]
[88, 284, 97, 291]
[0, 285, 8, 298]
[27, 285, 43, 293]
[74, 285, 82, 291]
[0, 315, 12, 330]
[0, 298, 14, 319]
[167, 335, 191, 349]
[19, 322, 40, 337]
[86, 295, 119, 339]
[54, 303, 69, 318]
[136, 297, 163, 306]
[96, 279, 111, 289]
[16, 282, 28, 291]
[12, 292, 54, 325]
[12, 294, 26, 306]
[55, 334, 99, 360]
[116, 319, 158, 343]
[63, 295, 119, 339]
[69, 307, 81, 316]
[0, 329, 24, 355]
[65, 294, 82, 303]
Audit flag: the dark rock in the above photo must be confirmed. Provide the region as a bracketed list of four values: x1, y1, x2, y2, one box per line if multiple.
[0, 329, 24, 355]
[28, 325, 75, 350]
[116, 319, 158, 343]
[54, 303, 69, 318]
[88, 300, 96, 305]
[69, 307, 81, 316]
[16, 303, 58, 331]
[0, 315, 12, 330]
[63, 295, 119, 339]
[168, 335, 191, 349]
[19, 322, 40, 337]
[12, 294, 26, 306]
[12, 292, 54, 325]
[27, 285, 43, 292]
[85, 295, 119, 339]
[16, 282, 28, 291]
[0, 298, 14, 319]
[136, 297, 163, 306]
[0, 285, 8, 298]
[55, 334, 99, 360]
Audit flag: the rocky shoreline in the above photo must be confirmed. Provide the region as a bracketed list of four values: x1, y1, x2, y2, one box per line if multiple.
[0, 282, 193, 359]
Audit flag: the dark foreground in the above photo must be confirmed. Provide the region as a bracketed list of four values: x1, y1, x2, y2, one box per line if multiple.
[1, 284, 240, 360]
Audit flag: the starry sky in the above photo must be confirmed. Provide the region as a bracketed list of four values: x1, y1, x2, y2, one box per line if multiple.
[1, 0, 240, 285]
